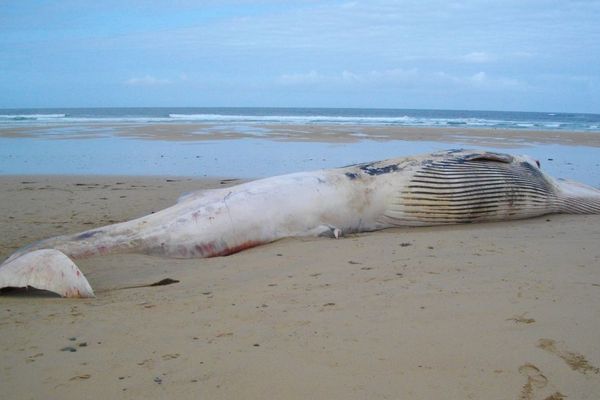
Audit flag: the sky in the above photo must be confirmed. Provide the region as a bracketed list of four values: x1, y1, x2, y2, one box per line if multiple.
[1, 0, 599, 112]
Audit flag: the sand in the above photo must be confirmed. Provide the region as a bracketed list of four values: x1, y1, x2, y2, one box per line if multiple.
[0, 176, 600, 400]
[3, 123, 600, 147]
[1, 174, 599, 399]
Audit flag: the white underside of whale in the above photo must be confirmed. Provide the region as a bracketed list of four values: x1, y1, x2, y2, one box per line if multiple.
[1, 149, 599, 298]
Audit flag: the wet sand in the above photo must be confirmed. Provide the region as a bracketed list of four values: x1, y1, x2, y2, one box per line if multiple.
[1, 175, 599, 399]
[2, 122, 600, 147]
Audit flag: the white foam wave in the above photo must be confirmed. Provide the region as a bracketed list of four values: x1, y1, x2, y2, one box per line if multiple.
[167, 113, 511, 127]
[58, 117, 173, 123]
[0, 113, 66, 120]
[168, 113, 417, 124]
[0, 112, 597, 131]
[0, 115, 173, 124]
[205, 115, 523, 129]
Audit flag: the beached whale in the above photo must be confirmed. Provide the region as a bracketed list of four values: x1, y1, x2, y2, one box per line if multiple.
[2, 149, 600, 298]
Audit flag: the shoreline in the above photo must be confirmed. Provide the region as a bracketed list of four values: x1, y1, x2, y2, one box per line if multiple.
[2, 125, 600, 184]
[2, 123, 600, 147]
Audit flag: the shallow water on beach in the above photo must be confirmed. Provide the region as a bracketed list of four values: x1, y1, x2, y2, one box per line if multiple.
[1, 132, 599, 187]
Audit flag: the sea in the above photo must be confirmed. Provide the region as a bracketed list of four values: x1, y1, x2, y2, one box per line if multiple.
[1, 107, 599, 185]
[1, 107, 599, 131]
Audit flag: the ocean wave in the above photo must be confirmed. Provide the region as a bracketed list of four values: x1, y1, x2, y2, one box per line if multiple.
[0, 115, 172, 124]
[0, 110, 598, 132]
[167, 113, 511, 127]
[163, 114, 597, 131]
[168, 113, 416, 124]
[0, 113, 66, 121]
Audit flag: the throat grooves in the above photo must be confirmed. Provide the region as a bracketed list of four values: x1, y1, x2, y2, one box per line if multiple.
[385, 159, 557, 225]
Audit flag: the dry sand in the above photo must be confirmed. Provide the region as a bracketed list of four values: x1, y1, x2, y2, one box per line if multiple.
[1, 175, 600, 399]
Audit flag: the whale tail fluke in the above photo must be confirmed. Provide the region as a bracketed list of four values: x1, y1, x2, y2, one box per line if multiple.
[555, 179, 600, 214]
[0, 249, 94, 298]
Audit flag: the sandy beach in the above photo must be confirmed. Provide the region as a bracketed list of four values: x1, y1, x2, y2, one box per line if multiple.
[1, 173, 599, 399]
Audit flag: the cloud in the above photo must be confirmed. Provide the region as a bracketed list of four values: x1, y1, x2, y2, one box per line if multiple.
[470, 71, 487, 83]
[3, 0, 599, 111]
[278, 68, 420, 86]
[278, 70, 323, 85]
[277, 68, 522, 91]
[124, 75, 171, 86]
[458, 52, 496, 63]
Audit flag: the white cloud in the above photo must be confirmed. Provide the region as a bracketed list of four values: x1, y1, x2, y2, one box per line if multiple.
[278, 70, 324, 85]
[459, 52, 496, 63]
[277, 68, 522, 91]
[470, 71, 523, 89]
[124, 75, 171, 86]
[278, 68, 420, 86]
[470, 71, 487, 83]
[400, 51, 534, 65]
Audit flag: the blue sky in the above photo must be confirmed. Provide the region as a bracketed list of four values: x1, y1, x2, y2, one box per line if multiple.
[1, 0, 599, 112]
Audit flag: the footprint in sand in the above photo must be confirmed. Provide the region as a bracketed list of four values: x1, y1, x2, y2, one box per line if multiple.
[537, 338, 600, 375]
[518, 363, 548, 400]
[517, 364, 565, 400]
[507, 312, 536, 324]
[69, 374, 91, 381]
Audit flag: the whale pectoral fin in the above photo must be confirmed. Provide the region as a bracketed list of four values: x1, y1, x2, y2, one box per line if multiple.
[312, 225, 342, 239]
[0, 249, 94, 298]
[461, 151, 513, 163]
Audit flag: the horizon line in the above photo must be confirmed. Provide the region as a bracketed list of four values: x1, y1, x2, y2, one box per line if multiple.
[0, 106, 598, 116]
